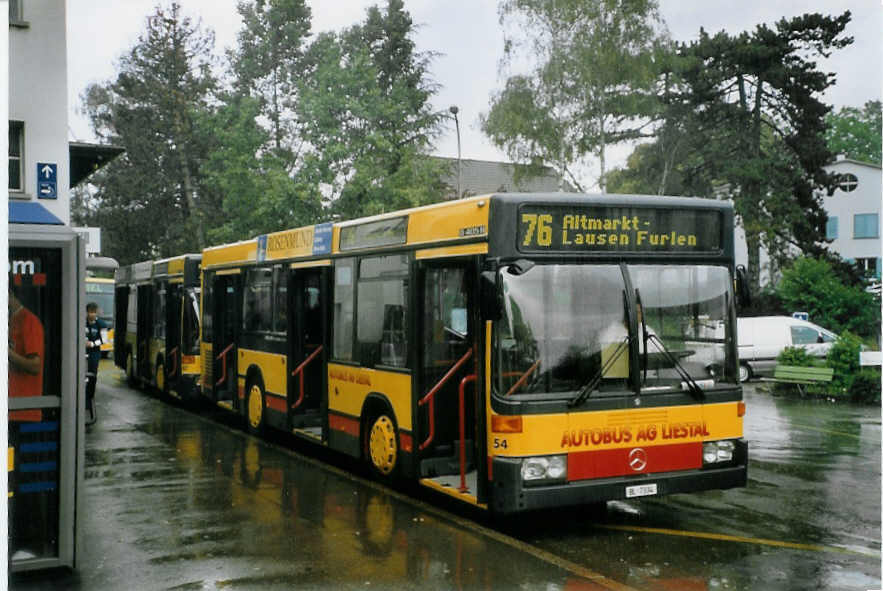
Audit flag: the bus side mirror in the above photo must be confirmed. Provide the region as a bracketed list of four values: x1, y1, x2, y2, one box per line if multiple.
[480, 271, 502, 321]
[735, 265, 751, 310]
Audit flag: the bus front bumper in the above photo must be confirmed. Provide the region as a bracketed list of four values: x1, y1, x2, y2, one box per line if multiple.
[490, 447, 747, 515]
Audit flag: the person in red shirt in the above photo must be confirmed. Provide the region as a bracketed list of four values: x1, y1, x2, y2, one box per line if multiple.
[8, 288, 44, 422]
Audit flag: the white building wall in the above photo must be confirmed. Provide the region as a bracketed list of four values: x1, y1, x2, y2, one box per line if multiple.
[733, 158, 882, 284]
[9, 0, 69, 224]
[821, 159, 882, 275]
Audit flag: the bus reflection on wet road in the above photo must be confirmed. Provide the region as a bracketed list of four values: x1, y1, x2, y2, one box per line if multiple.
[17, 368, 877, 591]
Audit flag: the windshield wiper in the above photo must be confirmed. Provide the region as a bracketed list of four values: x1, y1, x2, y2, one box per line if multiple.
[635, 288, 704, 400]
[644, 333, 705, 401]
[568, 336, 630, 408]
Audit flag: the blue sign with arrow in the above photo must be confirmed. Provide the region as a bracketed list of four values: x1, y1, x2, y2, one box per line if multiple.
[37, 162, 57, 199]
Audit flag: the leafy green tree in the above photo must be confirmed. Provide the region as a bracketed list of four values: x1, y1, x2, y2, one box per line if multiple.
[196, 95, 322, 244]
[825, 330, 863, 397]
[297, 0, 446, 218]
[825, 100, 882, 165]
[483, 0, 669, 191]
[75, 3, 219, 262]
[229, 0, 312, 160]
[664, 13, 853, 291]
[776, 257, 879, 337]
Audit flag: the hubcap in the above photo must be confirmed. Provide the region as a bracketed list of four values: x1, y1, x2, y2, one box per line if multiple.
[739, 365, 749, 382]
[248, 385, 263, 429]
[369, 415, 397, 475]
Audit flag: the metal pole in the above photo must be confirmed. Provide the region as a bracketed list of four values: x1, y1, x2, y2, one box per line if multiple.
[449, 105, 461, 199]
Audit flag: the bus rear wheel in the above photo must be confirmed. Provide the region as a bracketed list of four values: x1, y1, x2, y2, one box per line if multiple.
[246, 378, 266, 435]
[739, 363, 752, 383]
[365, 413, 399, 479]
[155, 360, 165, 393]
[126, 352, 136, 386]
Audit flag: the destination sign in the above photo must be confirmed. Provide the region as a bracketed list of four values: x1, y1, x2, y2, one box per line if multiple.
[517, 205, 722, 253]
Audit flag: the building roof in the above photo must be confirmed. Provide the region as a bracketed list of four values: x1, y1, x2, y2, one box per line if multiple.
[70, 142, 125, 188]
[826, 157, 882, 170]
[433, 157, 570, 198]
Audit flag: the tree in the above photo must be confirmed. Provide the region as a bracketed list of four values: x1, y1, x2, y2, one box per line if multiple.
[825, 100, 882, 165]
[75, 3, 219, 262]
[482, 0, 669, 192]
[196, 94, 322, 245]
[229, 0, 312, 161]
[663, 13, 853, 292]
[296, 0, 447, 218]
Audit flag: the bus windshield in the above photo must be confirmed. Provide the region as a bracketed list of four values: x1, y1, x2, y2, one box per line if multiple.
[85, 282, 114, 324]
[492, 263, 734, 400]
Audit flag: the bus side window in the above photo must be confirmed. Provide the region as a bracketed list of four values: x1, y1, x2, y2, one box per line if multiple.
[357, 255, 408, 369]
[333, 258, 355, 361]
[243, 267, 273, 333]
[273, 266, 287, 334]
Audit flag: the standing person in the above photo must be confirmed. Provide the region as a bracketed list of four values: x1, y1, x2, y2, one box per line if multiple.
[85, 302, 106, 424]
[9, 287, 45, 422]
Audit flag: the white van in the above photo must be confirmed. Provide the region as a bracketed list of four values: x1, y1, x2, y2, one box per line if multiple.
[737, 316, 837, 381]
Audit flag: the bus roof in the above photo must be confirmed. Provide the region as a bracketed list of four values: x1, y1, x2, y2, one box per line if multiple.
[200, 193, 734, 269]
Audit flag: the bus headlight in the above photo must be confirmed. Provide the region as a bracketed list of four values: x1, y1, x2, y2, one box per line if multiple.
[521, 455, 567, 485]
[702, 440, 735, 465]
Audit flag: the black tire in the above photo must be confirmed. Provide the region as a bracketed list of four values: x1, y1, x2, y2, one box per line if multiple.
[245, 376, 266, 435]
[155, 358, 166, 394]
[363, 410, 399, 480]
[738, 363, 752, 383]
[126, 351, 137, 386]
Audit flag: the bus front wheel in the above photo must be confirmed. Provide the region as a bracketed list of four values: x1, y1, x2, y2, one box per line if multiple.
[739, 363, 752, 383]
[365, 412, 399, 479]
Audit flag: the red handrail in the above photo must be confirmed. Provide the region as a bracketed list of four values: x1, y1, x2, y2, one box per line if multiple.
[458, 374, 476, 492]
[505, 359, 541, 396]
[215, 343, 234, 387]
[290, 345, 323, 411]
[167, 346, 179, 378]
[419, 348, 473, 451]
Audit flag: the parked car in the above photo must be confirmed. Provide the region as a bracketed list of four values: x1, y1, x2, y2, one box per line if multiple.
[737, 316, 837, 382]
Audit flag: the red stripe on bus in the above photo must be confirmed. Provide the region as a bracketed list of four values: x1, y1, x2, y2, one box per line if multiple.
[265, 394, 287, 413]
[329, 413, 360, 438]
[567, 442, 701, 481]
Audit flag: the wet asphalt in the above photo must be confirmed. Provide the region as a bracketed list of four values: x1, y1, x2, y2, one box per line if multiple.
[10, 363, 602, 590]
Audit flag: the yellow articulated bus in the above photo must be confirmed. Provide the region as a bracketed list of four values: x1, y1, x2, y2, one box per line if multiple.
[114, 254, 203, 401]
[198, 193, 748, 514]
[85, 276, 115, 357]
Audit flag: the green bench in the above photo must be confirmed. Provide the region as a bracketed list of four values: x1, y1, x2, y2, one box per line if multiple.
[762, 365, 834, 395]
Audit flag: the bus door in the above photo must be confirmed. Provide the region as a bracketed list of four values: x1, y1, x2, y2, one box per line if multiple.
[417, 260, 482, 493]
[136, 284, 153, 381]
[212, 273, 241, 408]
[164, 283, 182, 394]
[114, 285, 129, 365]
[287, 266, 328, 431]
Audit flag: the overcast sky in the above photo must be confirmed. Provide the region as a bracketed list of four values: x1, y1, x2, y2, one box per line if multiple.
[67, 1, 882, 189]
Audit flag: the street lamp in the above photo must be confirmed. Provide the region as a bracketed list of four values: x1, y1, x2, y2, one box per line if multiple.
[449, 105, 461, 199]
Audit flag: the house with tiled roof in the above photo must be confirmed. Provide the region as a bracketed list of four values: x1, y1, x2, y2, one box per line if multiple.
[434, 157, 571, 199]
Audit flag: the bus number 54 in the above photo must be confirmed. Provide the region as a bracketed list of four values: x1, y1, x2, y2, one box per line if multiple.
[493, 438, 509, 449]
[521, 214, 553, 247]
